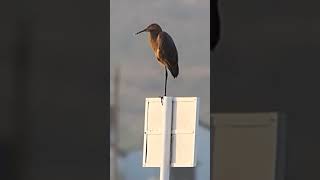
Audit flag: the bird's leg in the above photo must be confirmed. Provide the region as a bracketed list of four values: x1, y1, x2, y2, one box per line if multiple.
[160, 68, 168, 105]
[165, 68, 168, 96]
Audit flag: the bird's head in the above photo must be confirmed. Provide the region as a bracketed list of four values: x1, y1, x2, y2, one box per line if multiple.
[136, 23, 162, 35]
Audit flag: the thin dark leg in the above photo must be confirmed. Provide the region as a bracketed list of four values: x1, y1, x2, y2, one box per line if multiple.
[160, 68, 168, 105]
[165, 68, 168, 96]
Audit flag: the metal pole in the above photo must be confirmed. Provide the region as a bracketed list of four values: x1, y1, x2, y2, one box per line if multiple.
[160, 96, 173, 180]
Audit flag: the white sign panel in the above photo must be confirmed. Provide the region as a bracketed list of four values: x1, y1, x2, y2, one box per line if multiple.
[142, 97, 200, 167]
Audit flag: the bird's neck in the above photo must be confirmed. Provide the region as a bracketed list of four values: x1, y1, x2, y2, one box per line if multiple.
[148, 31, 160, 41]
[148, 31, 161, 52]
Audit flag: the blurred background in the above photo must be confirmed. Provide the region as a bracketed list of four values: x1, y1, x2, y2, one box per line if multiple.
[0, 0, 108, 179]
[110, 0, 210, 179]
[212, 0, 320, 179]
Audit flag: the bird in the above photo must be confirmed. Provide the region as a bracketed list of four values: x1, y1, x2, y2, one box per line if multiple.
[136, 23, 179, 97]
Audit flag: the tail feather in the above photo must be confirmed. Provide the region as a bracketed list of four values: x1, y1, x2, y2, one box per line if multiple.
[168, 64, 179, 78]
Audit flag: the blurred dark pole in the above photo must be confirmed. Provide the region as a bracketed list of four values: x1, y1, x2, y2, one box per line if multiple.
[211, 0, 220, 52]
[2, 0, 108, 179]
[11, 9, 32, 180]
[210, 0, 220, 180]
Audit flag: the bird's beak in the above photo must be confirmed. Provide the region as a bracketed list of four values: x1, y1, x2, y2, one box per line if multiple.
[136, 28, 147, 35]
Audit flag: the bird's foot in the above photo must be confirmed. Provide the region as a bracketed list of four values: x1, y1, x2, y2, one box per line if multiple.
[158, 96, 164, 105]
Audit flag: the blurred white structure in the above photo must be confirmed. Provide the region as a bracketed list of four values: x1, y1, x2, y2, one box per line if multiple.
[212, 113, 286, 180]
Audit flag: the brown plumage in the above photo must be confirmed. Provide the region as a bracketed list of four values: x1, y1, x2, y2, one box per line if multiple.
[136, 23, 179, 96]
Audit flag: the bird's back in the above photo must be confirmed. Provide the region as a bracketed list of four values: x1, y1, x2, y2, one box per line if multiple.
[156, 31, 179, 78]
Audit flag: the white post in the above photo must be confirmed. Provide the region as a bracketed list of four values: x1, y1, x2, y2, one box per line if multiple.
[160, 96, 173, 180]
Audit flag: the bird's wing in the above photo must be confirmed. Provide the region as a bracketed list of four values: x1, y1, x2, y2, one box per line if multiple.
[156, 31, 178, 67]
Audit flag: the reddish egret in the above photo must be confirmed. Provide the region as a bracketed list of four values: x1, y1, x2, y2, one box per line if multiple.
[136, 23, 179, 97]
